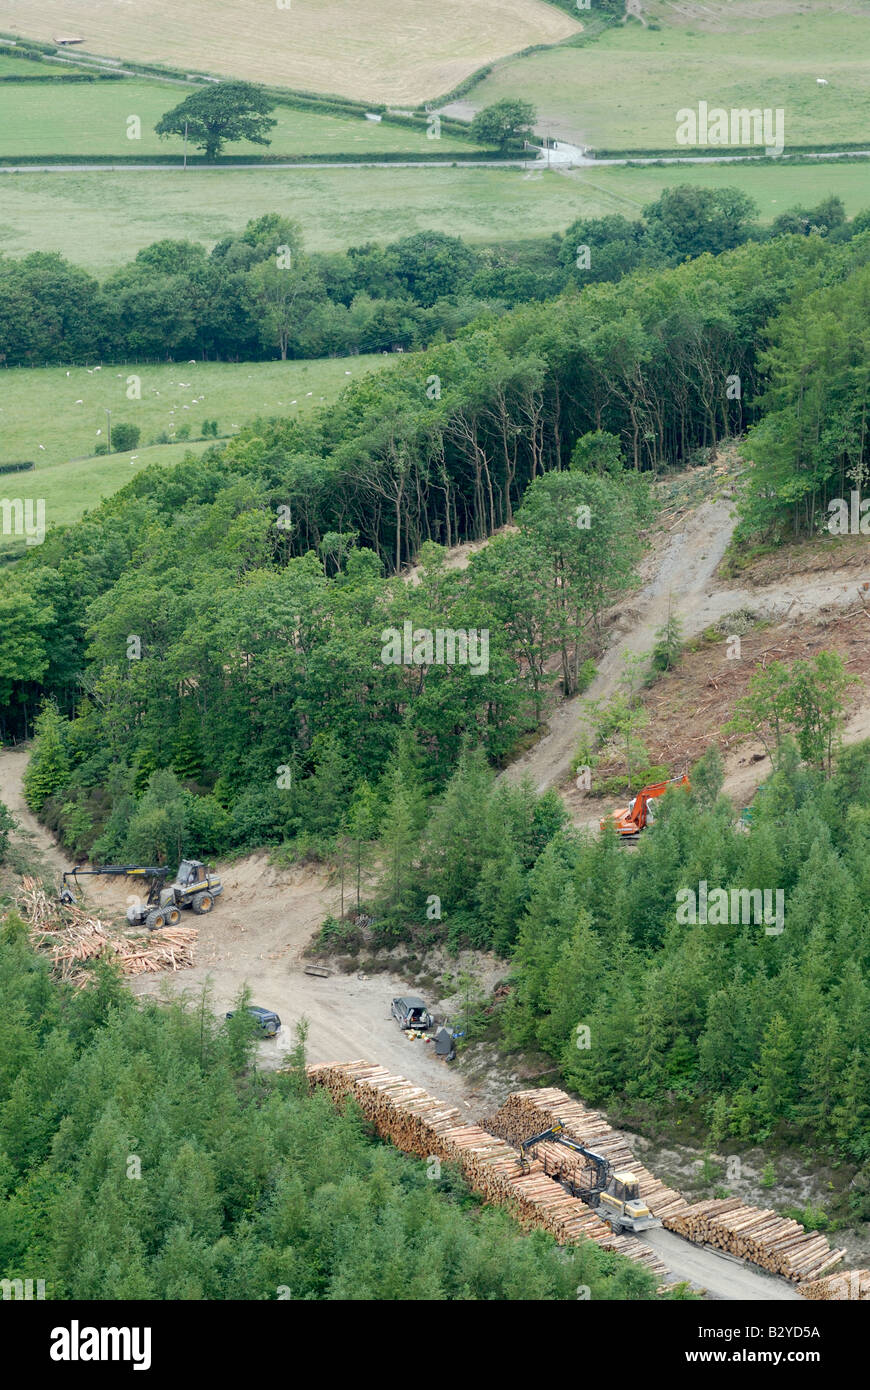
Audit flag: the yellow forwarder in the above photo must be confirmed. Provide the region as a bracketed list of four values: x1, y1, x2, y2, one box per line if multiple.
[519, 1122, 661, 1235]
[59, 859, 223, 929]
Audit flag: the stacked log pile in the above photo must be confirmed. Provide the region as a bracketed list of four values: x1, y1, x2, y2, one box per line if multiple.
[800, 1269, 870, 1301]
[484, 1087, 688, 1222]
[667, 1199, 847, 1283]
[18, 876, 197, 987]
[483, 1087, 848, 1289]
[307, 1061, 667, 1278]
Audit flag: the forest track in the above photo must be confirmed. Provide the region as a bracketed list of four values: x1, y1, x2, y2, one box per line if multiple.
[503, 476, 870, 818]
[0, 746, 68, 873]
[503, 488, 738, 795]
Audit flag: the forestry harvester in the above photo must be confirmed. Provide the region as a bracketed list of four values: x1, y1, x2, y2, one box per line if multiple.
[59, 859, 223, 929]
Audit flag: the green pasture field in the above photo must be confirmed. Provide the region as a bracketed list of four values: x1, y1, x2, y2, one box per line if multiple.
[460, 2, 870, 150]
[0, 53, 58, 75]
[0, 161, 868, 275]
[0, 78, 478, 158]
[0, 355, 390, 544]
[1, 439, 211, 547]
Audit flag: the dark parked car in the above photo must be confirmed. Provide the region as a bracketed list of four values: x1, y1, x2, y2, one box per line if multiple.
[225, 1006, 281, 1037]
[391, 996, 432, 1031]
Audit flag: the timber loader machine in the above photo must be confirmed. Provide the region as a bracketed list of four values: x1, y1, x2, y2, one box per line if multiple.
[59, 859, 223, 930]
[519, 1122, 660, 1235]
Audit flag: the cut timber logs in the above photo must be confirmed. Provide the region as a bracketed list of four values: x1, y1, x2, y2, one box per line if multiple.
[484, 1088, 688, 1222]
[18, 876, 197, 988]
[664, 1201, 845, 1283]
[483, 1087, 845, 1286]
[307, 1061, 668, 1280]
[800, 1269, 870, 1301]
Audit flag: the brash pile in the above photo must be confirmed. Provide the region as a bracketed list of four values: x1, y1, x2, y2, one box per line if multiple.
[18, 876, 197, 988]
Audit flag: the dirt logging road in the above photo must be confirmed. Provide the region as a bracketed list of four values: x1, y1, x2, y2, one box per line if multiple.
[0, 746, 68, 874]
[128, 852, 489, 1110]
[503, 490, 739, 795]
[504, 481, 870, 820]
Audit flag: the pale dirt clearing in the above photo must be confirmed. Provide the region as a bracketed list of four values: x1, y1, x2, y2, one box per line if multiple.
[1, 0, 581, 105]
[125, 869, 506, 1109]
[32, 844, 493, 1109]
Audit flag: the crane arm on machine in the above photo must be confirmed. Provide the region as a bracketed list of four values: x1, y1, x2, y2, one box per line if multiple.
[519, 1122, 612, 1199]
[601, 773, 690, 836]
[59, 865, 168, 906]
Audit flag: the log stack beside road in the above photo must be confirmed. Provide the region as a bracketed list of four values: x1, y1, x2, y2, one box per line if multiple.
[666, 1198, 848, 1283]
[799, 1268, 870, 1300]
[307, 1061, 667, 1278]
[483, 1086, 849, 1290]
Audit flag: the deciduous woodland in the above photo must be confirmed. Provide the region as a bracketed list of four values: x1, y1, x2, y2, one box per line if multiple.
[0, 189, 854, 366]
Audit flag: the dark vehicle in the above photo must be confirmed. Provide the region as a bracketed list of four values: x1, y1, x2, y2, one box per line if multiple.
[225, 1006, 282, 1037]
[390, 996, 432, 1031]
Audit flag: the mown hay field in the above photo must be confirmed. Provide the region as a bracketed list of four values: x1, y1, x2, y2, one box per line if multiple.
[0, 0, 580, 104]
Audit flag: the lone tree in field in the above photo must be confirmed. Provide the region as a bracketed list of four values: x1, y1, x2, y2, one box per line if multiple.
[156, 82, 277, 161]
[470, 99, 537, 151]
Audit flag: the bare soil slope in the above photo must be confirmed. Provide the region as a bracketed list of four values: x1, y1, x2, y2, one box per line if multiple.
[504, 465, 870, 825]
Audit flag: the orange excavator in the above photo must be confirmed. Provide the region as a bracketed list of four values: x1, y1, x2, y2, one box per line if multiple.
[600, 774, 690, 837]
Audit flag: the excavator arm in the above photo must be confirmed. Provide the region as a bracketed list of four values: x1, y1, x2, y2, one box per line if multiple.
[601, 773, 690, 836]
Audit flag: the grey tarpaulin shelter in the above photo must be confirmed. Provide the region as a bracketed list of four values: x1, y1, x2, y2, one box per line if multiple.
[434, 1027, 456, 1060]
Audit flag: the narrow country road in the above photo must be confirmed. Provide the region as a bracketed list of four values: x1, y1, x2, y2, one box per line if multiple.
[3, 152, 866, 176]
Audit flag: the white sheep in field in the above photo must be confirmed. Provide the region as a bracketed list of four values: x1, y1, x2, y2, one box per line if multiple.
[816, 78, 829, 85]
